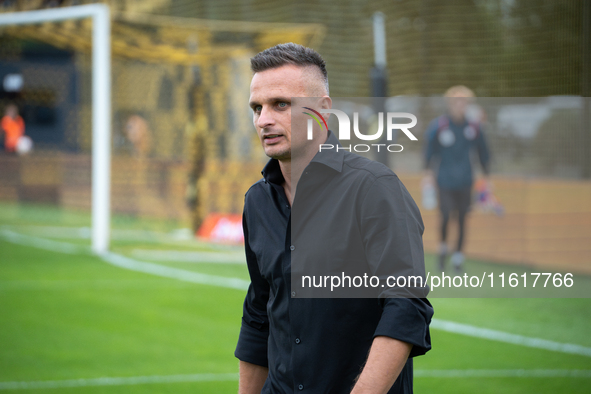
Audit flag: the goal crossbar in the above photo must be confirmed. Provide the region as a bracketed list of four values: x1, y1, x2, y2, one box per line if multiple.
[0, 4, 112, 254]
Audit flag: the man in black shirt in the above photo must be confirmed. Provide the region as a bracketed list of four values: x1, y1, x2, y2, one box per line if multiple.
[235, 43, 433, 393]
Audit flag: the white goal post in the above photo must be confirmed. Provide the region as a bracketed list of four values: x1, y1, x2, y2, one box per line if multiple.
[0, 4, 111, 254]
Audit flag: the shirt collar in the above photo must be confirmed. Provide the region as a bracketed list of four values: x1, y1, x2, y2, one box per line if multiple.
[261, 130, 345, 184]
[261, 158, 284, 185]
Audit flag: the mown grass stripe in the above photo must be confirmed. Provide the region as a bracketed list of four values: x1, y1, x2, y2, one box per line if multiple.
[0, 373, 239, 390]
[414, 369, 591, 378]
[3, 229, 590, 359]
[2, 370, 590, 390]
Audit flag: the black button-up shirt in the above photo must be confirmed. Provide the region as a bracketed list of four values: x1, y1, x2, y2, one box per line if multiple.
[235, 132, 433, 393]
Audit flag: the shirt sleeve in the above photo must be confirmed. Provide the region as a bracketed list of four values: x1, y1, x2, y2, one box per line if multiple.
[425, 123, 437, 170]
[424, 118, 440, 170]
[234, 206, 270, 367]
[476, 124, 491, 175]
[374, 298, 433, 357]
[359, 174, 433, 357]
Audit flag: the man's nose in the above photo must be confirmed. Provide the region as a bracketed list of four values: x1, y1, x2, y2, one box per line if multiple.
[256, 106, 275, 129]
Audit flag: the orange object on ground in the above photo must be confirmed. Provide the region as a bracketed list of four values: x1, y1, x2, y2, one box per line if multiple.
[1, 115, 25, 152]
[197, 213, 244, 243]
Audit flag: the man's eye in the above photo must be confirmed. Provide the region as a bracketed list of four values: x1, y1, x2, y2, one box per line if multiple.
[254, 106, 262, 113]
[278, 102, 288, 108]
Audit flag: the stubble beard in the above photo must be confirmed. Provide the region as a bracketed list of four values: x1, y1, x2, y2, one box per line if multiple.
[266, 146, 291, 161]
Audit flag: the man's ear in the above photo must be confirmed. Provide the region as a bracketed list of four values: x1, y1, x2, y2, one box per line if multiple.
[319, 96, 332, 121]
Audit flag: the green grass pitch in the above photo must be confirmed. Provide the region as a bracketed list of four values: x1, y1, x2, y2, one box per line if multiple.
[1, 203, 590, 393]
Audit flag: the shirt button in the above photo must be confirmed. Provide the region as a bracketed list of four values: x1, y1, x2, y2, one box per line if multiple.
[298, 384, 304, 390]
[295, 337, 301, 344]
[291, 291, 296, 297]
[290, 245, 295, 251]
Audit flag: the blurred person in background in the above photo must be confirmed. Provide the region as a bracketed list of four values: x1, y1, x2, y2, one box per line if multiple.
[125, 114, 152, 158]
[236, 43, 432, 394]
[424, 85, 490, 272]
[1, 103, 25, 154]
[184, 109, 207, 232]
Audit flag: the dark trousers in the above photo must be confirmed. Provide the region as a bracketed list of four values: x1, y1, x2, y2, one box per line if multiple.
[438, 187, 472, 252]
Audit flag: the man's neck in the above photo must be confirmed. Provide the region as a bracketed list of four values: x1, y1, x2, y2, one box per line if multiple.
[278, 150, 316, 206]
[278, 131, 329, 205]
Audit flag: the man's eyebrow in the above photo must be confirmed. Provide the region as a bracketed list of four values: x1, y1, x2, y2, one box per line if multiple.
[249, 97, 292, 108]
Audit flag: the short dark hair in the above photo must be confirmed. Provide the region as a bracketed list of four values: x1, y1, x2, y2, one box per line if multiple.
[251, 43, 329, 94]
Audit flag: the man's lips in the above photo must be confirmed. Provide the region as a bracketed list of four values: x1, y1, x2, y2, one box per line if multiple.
[263, 134, 283, 144]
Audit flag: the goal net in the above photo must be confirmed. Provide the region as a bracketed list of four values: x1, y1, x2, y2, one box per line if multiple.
[0, 4, 324, 253]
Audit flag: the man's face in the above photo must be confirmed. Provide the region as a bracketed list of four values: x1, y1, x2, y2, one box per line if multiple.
[446, 95, 470, 121]
[249, 64, 316, 161]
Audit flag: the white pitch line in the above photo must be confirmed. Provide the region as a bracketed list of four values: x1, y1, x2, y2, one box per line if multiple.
[130, 249, 245, 264]
[432, 319, 591, 358]
[0, 229, 249, 291]
[0, 229, 89, 255]
[0, 225, 92, 240]
[0, 225, 241, 250]
[1, 369, 590, 390]
[0, 373, 239, 390]
[100, 252, 249, 291]
[414, 369, 591, 378]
